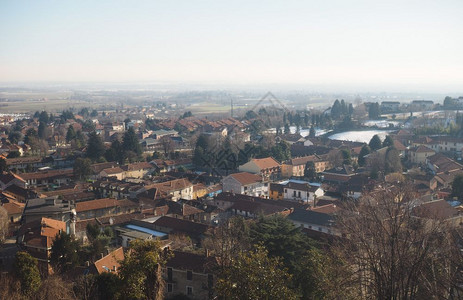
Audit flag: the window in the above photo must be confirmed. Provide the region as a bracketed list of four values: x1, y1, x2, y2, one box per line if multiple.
[167, 268, 172, 281]
[186, 286, 193, 295]
[187, 270, 193, 280]
[293, 191, 297, 197]
[298, 191, 301, 198]
[167, 283, 173, 293]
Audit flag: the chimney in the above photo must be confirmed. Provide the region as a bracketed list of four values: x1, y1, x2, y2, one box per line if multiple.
[205, 248, 210, 257]
[113, 265, 117, 272]
[100, 253, 104, 259]
[85, 261, 90, 267]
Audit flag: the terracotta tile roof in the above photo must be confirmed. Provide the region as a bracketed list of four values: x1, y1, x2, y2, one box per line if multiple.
[75, 198, 137, 213]
[311, 204, 339, 214]
[20, 169, 74, 181]
[5, 156, 43, 165]
[91, 162, 119, 174]
[412, 200, 459, 220]
[1, 201, 24, 215]
[101, 167, 125, 175]
[251, 157, 280, 169]
[413, 145, 435, 153]
[428, 153, 463, 174]
[228, 172, 262, 185]
[122, 162, 154, 172]
[41, 217, 67, 232]
[289, 155, 323, 166]
[148, 178, 192, 193]
[75, 212, 154, 233]
[94, 247, 124, 274]
[393, 139, 407, 151]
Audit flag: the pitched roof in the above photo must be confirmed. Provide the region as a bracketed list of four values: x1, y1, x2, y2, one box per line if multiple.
[227, 172, 262, 185]
[154, 216, 209, 236]
[148, 178, 192, 193]
[1, 201, 24, 215]
[122, 162, 154, 172]
[285, 181, 319, 192]
[428, 153, 463, 174]
[412, 200, 459, 220]
[19, 169, 74, 181]
[311, 204, 339, 214]
[289, 155, 323, 166]
[91, 162, 118, 174]
[93, 247, 124, 274]
[167, 250, 217, 273]
[270, 182, 284, 193]
[0, 172, 26, 184]
[75, 198, 137, 213]
[288, 208, 334, 226]
[413, 145, 435, 153]
[250, 157, 280, 169]
[101, 167, 125, 175]
[393, 139, 407, 151]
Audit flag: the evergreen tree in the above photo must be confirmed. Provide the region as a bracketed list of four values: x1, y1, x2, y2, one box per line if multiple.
[368, 102, 381, 119]
[383, 135, 394, 148]
[13, 251, 41, 297]
[24, 128, 38, 144]
[74, 157, 92, 180]
[216, 245, 297, 300]
[341, 149, 352, 165]
[369, 134, 382, 151]
[86, 131, 105, 161]
[331, 99, 342, 119]
[50, 232, 81, 273]
[284, 123, 290, 134]
[358, 144, 371, 166]
[122, 127, 142, 157]
[105, 139, 124, 164]
[348, 103, 354, 115]
[38, 122, 47, 139]
[452, 174, 463, 200]
[39, 111, 49, 124]
[8, 131, 22, 144]
[66, 126, 76, 143]
[309, 126, 316, 138]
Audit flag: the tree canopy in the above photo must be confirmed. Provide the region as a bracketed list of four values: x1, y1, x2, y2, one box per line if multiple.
[369, 134, 382, 151]
[216, 244, 298, 300]
[86, 131, 105, 162]
[119, 239, 172, 300]
[13, 251, 41, 296]
[50, 232, 81, 273]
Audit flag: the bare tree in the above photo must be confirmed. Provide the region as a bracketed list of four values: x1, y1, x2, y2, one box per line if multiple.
[202, 216, 250, 270]
[332, 185, 463, 299]
[0, 206, 8, 244]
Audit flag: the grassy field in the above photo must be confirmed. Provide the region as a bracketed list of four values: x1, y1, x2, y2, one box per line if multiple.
[0, 91, 101, 113]
[187, 102, 232, 115]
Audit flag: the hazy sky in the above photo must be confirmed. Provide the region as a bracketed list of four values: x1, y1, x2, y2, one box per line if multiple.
[1, 0, 462, 91]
